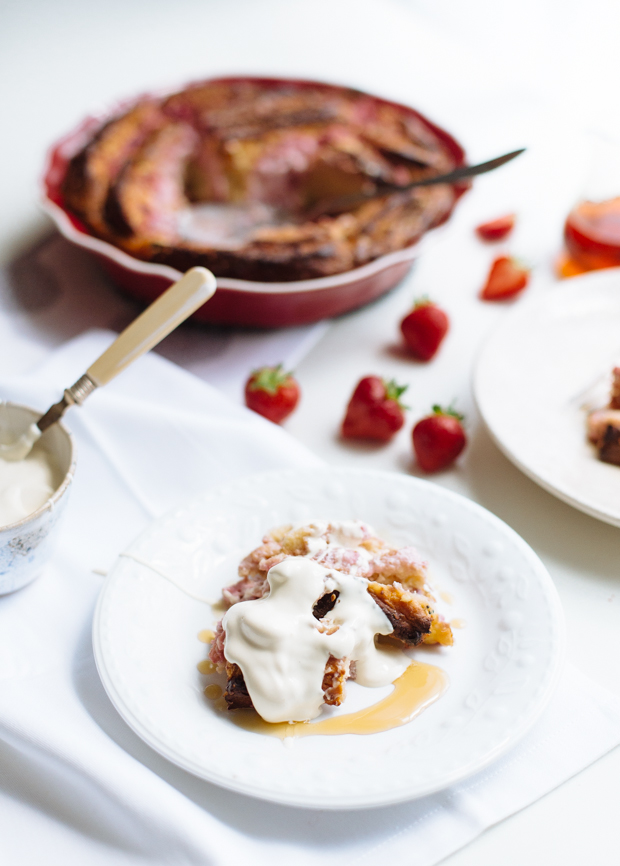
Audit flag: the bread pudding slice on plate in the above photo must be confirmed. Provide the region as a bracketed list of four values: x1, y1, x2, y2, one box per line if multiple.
[208, 520, 452, 721]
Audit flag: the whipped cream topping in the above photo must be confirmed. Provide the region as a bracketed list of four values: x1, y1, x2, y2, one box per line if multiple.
[222, 557, 408, 723]
[0, 422, 42, 462]
[0, 442, 60, 526]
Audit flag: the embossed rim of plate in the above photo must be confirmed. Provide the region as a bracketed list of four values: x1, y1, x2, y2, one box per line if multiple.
[93, 468, 565, 809]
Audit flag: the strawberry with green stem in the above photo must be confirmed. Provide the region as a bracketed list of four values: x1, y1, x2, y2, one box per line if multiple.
[341, 376, 408, 442]
[413, 404, 466, 472]
[244, 364, 300, 423]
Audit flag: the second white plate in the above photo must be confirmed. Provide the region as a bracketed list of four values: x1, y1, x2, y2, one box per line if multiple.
[475, 268, 620, 527]
[93, 468, 564, 809]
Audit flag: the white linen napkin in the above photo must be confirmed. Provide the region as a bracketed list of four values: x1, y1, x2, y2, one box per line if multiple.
[0, 234, 329, 399]
[0, 332, 618, 866]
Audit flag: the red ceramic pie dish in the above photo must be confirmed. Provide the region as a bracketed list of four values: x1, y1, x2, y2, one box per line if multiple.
[41, 76, 467, 328]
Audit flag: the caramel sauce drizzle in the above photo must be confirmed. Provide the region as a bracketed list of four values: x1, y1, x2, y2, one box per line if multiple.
[229, 661, 447, 739]
[197, 659, 216, 674]
[204, 683, 223, 700]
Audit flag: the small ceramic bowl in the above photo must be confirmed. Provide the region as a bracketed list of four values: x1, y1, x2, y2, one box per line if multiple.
[0, 404, 75, 594]
[41, 76, 466, 328]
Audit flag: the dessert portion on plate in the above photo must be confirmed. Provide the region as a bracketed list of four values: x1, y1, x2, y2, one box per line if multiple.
[61, 78, 464, 282]
[208, 520, 452, 724]
[587, 366, 620, 465]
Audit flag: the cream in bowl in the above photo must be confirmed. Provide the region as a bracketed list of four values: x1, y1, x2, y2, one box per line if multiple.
[0, 403, 75, 594]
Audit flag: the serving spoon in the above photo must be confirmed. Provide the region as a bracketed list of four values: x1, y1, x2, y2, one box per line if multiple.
[0, 266, 216, 462]
[307, 148, 526, 219]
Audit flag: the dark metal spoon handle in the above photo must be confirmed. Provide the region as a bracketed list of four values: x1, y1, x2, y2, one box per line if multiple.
[310, 148, 525, 217]
[399, 148, 525, 190]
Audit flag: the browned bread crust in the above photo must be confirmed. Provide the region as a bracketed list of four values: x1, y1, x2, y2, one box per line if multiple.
[224, 662, 253, 710]
[367, 581, 453, 647]
[599, 423, 620, 466]
[106, 123, 199, 250]
[63, 102, 164, 237]
[62, 79, 463, 281]
[366, 580, 433, 645]
[322, 656, 350, 706]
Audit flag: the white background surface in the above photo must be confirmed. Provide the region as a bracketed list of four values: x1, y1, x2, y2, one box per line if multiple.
[1, 0, 619, 862]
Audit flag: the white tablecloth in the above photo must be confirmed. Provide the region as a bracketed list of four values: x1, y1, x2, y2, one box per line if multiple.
[0, 333, 618, 866]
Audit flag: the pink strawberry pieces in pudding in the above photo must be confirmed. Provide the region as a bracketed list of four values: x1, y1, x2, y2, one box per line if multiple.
[222, 520, 430, 605]
[208, 621, 226, 667]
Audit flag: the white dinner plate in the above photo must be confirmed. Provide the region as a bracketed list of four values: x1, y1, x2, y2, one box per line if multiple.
[475, 269, 620, 527]
[93, 468, 564, 809]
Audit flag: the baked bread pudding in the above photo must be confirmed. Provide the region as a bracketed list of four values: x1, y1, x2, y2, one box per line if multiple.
[587, 366, 620, 465]
[62, 78, 465, 282]
[208, 520, 452, 723]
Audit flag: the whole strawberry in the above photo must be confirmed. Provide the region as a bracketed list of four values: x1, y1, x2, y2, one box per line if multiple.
[342, 376, 408, 442]
[400, 298, 449, 361]
[413, 405, 466, 472]
[244, 364, 300, 424]
[480, 256, 529, 300]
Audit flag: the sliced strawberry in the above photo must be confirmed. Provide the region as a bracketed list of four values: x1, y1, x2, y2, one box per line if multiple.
[475, 214, 515, 241]
[412, 405, 466, 472]
[341, 376, 408, 442]
[244, 364, 300, 424]
[480, 256, 529, 300]
[400, 298, 449, 361]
